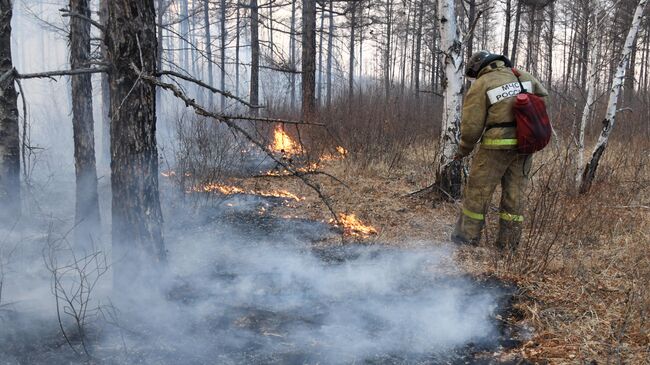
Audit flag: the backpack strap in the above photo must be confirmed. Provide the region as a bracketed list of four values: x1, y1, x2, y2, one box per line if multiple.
[511, 67, 528, 93]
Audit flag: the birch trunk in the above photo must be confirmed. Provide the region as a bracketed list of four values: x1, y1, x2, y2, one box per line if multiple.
[302, 0, 317, 121]
[576, 2, 599, 189]
[579, 0, 648, 194]
[69, 0, 100, 244]
[0, 0, 20, 219]
[434, 0, 464, 199]
[106, 0, 166, 282]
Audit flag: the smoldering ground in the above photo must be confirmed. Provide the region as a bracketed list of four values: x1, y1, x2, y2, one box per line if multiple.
[0, 187, 515, 365]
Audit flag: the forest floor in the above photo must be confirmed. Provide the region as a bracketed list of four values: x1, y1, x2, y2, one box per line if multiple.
[220, 142, 650, 365]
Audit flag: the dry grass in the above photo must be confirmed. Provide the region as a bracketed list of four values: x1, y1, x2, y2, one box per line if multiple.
[224, 136, 649, 364]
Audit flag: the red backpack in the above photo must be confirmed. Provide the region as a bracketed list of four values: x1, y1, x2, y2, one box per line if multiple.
[511, 68, 552, 154]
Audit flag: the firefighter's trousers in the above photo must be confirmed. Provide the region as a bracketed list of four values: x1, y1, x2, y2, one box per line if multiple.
[452, 148, 531, 250]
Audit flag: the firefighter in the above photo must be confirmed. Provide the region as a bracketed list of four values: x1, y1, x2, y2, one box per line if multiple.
[451, 50, 549, 251]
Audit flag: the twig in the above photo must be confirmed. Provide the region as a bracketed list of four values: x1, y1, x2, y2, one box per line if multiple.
[59, 9, 105, 32]
[16, 67, 109, 80]
[156, 70, 261, 109]
[228, 114, 325, 126]
[132, 63, 342, 224]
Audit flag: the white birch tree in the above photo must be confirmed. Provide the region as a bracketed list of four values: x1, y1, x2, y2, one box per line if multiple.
[579, 0, 648, 194]
[434, 0, 464, 199]
[576, 1, 600, 189]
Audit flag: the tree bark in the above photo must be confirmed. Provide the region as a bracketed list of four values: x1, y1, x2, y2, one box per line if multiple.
[576, 0, 599, 189]
[317, 6, 325, 103]
[0, 0, 20, 220]
[435, 0, 464, 199]
[100, 0, 110, 168]
[105, 0, 166, 282]
[414, 0, 423, 97]
[302, 0, 317, 121]
[326, 0, 334, 108]
[503, 0, 511, 56]
[203, 0, 214, 104]
[235, 4, 241, 98]
[290, 0, 297, 110]
[220, 0, 227, 109]
[180, 0, 189, 71]
[510, 0, 521, 64]
[250, 0, 260, 115]
[580, 0, 648, 194]
[69, 0, 101, 244]
[384, 0, 394, 99]
[348, 1, 357, 98]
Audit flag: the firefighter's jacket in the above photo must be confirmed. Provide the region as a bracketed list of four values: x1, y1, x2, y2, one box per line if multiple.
[458, 60, 549, 156]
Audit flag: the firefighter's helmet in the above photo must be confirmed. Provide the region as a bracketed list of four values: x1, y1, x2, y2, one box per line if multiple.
[465, 50, 511, 78]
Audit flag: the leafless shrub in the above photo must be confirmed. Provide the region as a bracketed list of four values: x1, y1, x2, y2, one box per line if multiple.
[42, 226, 109, 357]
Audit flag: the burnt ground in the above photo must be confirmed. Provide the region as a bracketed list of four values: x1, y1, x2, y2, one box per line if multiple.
[0, 193, 530, 365]
[161, 194, 531, 365]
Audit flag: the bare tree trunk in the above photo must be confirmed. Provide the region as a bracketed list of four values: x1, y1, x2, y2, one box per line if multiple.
[302, 0, 317, 121]
[290, 0, 297, 110]
[576, 1, 599, 189]
[510, 0, 521, 64]
[220, 0, 227, 109]
[0, 0, 20, 219]
[317, 7, 324, 103]
[69, 0, 100, 244]
[545, 1, 555, 88]
[180, 0, 189, 71]
[326, 0, 334, 108]
[250, 0, 260, 115]
[235, 4, 240, 99]
[580, 0, 648, 194]
[100, 0, 110, 168]
[384, 0, 394, 99]
[203, 0, 214, 97]
[106, 0, 166, 282]
[348, 2, 357, 98]
[434, 0, 464, 199]
[156, 0, 165, 110]
[414, 0, 423, 97]
[503, 0, 511, 56]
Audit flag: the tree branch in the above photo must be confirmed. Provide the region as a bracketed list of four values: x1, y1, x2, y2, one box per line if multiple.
[16, 67, 109, 80]
[132, 63, 341, 224]
[59, 9, 105, 32]
[156, 69, 261, 109]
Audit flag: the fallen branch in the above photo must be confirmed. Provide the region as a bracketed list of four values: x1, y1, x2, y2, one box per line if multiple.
[132, 63, 342, 224]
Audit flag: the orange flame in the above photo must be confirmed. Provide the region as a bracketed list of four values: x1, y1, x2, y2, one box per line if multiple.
[188, 182, 302, 202]
[331, 213, 377, 238]
[271, 126, 302, 155]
